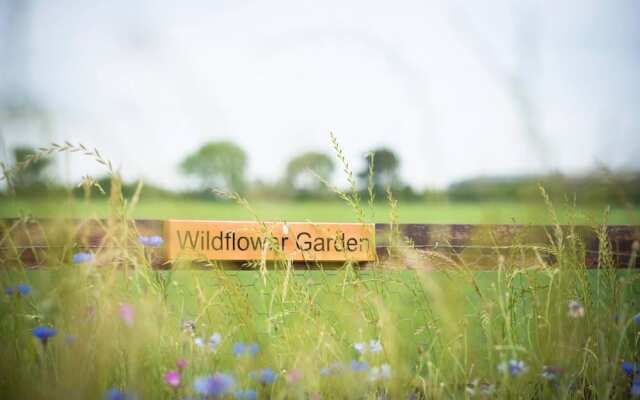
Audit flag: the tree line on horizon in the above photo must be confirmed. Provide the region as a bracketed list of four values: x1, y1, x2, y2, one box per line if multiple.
[3, 141, 640, 205]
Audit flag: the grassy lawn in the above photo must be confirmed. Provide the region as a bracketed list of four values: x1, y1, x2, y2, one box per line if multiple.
[1, 197, 638, 224]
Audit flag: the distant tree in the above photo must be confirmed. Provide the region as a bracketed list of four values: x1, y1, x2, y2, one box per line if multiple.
[284, 151, 334, 197]
[358, 147, 401, 195]
[12, 146, 51, 188]
[179, 141, 247, 193]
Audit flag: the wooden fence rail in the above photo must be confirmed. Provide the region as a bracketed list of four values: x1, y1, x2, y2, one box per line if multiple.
[1, 219, 638, 269]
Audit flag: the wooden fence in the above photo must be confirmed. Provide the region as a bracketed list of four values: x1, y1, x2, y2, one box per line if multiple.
[1, 218, 638, 269]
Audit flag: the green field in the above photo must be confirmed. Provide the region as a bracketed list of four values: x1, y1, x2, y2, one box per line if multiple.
[1, 197, 637, 224]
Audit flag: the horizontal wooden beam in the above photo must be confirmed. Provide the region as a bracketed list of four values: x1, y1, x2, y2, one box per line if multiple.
[1, 219, 638, 269]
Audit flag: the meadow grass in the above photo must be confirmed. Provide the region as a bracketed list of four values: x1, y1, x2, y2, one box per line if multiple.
[0, 197, 638, 225]
[1, 140, 639, 399]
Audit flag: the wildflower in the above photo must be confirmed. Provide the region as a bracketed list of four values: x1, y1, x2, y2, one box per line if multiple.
[234, 389, 257, 400]
[208, 332, 222, 351]
[350, 359, 369, 372]
[72, 251, 94, 264]
[369, 339, 383, 353]
[354, 342, 367, 355]
[568, 300, 585, 318]
[623, 361, 640, 377]
[320, 362, 342, 376]
[233, 341, 258, 357]
[182, 320, 196, 335]
[194, 337, 205, 347]
[498, 359, 528, 376]
[176, 358, 188, 370]
[541, 366, 563, 381]
[32, 325, 57, 345]
[368, 363, 391, 381]
[139, 235, 164, 247]
[255, 368, 277, 384]
[634, 313, 640, 326]
[286, 368, 303, 383]
[17, 283, 31, 296]
[164, 370, 181, 388]
[632, 377, 640, 398]
[193, 373, 235, 397]
[118, 304, 135, 327]
[4, 287, 14, 296]
[105, 388, 128, 400]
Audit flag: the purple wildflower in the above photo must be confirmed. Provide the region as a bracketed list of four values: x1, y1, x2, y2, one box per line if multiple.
[32, 325, 57, 345]
[258, 368, 277, 384]
[72, 251, 94, 264]
[208, 332, 222, 351]
[4, 287, 14, 296]
[498, 359, 528, 376]
[233, 341, 258, 357]
[193, 373, 235, 397]
[139, 235, 164, 247]
[634, 313, 640, 326]
[164, 370, 181, 388]
[350, 359, 369, 372]
[105, 388, 127, 400]
[17, 283, 31, 296]
[118, 304, 135, 327]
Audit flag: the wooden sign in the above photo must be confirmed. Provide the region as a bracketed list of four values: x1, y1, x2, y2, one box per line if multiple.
[163, 220, 376, 262]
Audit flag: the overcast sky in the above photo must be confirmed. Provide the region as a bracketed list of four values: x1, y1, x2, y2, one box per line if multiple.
[0, 0, 639, 189]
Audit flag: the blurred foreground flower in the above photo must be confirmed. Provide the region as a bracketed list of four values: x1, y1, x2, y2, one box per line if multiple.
[32, 325, 57, 346]
[104, 388, 135, 400]
[193, 373, 235, 397]
[176, 358, 188, 370]
[72, 251, 94, 264]
[233, 342, 259, 357]
[498, 359, 527, 376]
[234, 389, 257, 400]
[368, 363, 391, 381]
[252, 368, 277, 384]
[350, 359, 369, 372]
[118, 304, 135, 327]
[164, 370, 181, 388]
[286, 368, 303, 384]
[354, 339, 383, 355]
[139, 235, 164, 247]
[568, 300, 585, 318]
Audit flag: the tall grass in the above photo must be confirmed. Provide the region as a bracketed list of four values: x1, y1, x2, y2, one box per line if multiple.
[0, 138, 639, 399]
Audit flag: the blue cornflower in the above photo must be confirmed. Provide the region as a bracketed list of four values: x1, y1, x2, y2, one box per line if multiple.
[350, 359, 369, 372]
[17, 283, 31, 296]
[255, 368, 277, 385]
[498, 359, 528, 376]
[104, 388, 130, 400]
[633, 313, 640, 326]
[233, 342, 246, 356]
[72, 251, 94, 264]
[139, 235, 164, 247]
[234, 389, 257, 400]
[5, 287, 14, 296]
[632, 377, 640, 398]
[623, 361, 640, 377]
[193, 373, 235, 397]
[32, 325, 57, 345]
[208, 332, 222, 351]
[233, 342, 259, 357]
